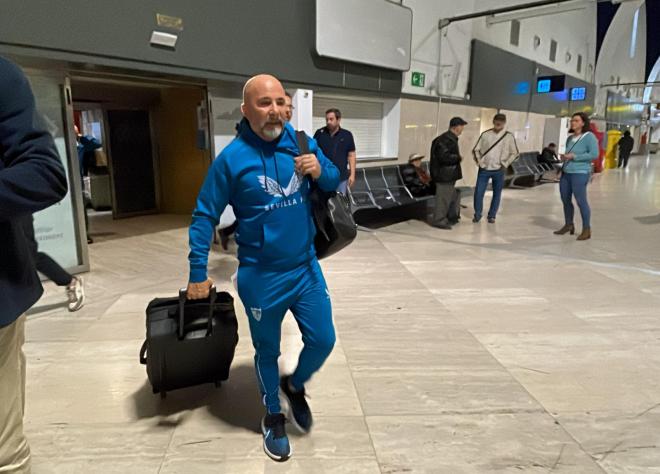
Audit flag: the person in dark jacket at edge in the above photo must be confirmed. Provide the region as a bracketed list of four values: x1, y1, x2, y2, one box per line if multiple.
[0, 56, 68, 473]
[429, 117, 467, 229]
[537, 142, 561, 182]
[401, 153, 435, 197]
[617, 131, 634, 169]
[539, 142, 559, 167]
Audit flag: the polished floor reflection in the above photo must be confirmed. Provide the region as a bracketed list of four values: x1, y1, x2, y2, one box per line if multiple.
[25, 155, 660, 473]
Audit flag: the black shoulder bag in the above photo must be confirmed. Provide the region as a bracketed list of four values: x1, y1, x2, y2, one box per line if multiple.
[295, 131, 357, 260]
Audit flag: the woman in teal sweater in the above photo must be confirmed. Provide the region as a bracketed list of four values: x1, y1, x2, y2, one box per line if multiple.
[554, 112, 599, 240]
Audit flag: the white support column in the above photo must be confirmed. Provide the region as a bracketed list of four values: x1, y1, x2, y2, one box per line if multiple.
[543, 117, 571, 154]
[382, 98, 401, 159]
[290, 89, 314, 135]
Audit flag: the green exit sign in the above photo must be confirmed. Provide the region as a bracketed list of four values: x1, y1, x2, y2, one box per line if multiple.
[411, 71, 425, 87]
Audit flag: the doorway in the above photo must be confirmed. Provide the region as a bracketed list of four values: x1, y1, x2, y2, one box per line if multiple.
[106, 109, 158, 216]
[71, 79, 212, 241]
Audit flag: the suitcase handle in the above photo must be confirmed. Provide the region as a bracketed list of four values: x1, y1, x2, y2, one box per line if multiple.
[139, 340, 147, 364]
[178, 286, 217, 340]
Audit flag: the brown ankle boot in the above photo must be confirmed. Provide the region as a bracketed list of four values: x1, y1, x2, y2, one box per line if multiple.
[577, 228, 591, 241]
[554, 224, 575, 235]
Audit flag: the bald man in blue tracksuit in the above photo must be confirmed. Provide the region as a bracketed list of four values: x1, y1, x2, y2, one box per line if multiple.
[187, 75, 339, 462]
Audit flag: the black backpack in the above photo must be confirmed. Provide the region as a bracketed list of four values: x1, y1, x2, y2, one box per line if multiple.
[295, 131, 357, 259]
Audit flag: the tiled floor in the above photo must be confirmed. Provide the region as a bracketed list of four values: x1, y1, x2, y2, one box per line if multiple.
[24, 156, 660, 473]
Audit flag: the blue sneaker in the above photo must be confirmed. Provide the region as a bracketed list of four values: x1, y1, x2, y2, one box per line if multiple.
[261, 413, 291, 462]
[280, 375, 313, 433]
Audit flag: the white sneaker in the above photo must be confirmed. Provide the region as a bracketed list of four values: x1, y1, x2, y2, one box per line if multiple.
[66, 276, 85, 312]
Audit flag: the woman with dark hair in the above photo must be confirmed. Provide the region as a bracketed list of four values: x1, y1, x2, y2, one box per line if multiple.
[554, 112, 599, 240]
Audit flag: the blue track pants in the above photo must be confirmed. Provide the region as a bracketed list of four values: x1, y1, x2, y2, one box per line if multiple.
[236, 259, 335, 414]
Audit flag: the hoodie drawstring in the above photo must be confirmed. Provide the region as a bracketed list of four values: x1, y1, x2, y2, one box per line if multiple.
[273, 155, 282, 191]
[260, 150, 283, 194]
[260, 151, 268, 192]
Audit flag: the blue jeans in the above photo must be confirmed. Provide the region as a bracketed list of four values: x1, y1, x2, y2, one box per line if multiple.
[236, 259, 335, 414]
[337, 180, 348, 194]
[560, 173, 591, 229]
[474, 168, 505, 220]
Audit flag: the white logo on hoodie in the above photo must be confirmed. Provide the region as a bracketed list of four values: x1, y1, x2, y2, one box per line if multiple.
[258, 172, 305, 211]
[258, 172, 302, 198]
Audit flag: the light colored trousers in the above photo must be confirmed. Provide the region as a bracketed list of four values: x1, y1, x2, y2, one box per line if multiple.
[0, 315, 31, 473]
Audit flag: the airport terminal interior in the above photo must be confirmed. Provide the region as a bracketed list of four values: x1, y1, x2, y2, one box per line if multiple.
[1, 0, 660, 472]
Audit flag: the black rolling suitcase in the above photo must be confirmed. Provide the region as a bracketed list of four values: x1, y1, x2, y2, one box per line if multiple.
[139, 287, 239, 398]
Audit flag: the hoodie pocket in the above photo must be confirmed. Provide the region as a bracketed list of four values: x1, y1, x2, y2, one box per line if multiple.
[261, 215, 312, 261]
[235, 224, 263, 250]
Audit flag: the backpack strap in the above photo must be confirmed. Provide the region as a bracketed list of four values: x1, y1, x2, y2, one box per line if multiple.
[295, 130, 310, 155]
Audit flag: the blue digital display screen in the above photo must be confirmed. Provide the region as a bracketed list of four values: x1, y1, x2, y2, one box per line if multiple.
[536, 75, 565, 94]
[537, 79, 551, 93]
[570, 87, 586, 101]
[514, 81, 530, 95]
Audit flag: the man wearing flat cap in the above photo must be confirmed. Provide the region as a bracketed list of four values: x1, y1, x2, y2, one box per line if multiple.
[429, 117, 467, 229]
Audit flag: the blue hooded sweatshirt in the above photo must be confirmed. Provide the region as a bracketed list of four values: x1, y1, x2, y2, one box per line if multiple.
[188, 119, 340, 282]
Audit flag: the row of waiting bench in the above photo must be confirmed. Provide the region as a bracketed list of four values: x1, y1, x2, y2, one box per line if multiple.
[347, 151, 559, 213]
[509, 151, 560, 187]
[348, 164, 434, 212]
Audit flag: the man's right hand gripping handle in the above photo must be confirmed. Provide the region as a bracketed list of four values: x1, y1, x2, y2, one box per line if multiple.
[186, 278, 214, 300]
